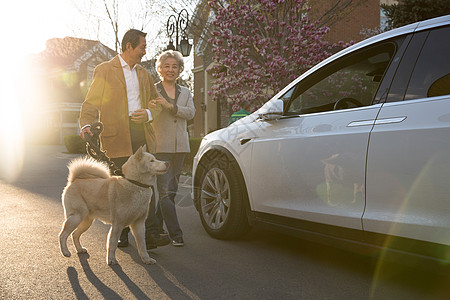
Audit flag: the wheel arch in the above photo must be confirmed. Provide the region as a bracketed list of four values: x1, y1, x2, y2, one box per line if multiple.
[193, 145, 254, 222]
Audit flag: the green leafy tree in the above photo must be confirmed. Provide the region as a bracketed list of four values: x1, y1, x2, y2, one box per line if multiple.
[381, 0, 450, 29]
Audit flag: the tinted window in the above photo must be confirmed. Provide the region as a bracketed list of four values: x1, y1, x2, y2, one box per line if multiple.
[286, 44, 395, 115]
[405, 26, 450, 100]
[384, 32, 428, 103]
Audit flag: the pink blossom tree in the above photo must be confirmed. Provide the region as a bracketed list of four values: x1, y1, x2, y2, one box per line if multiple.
[208, 0, 341, 111]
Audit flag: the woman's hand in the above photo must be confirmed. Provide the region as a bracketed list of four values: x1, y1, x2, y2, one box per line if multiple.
[148, 99, 157, 109]
[155, 97, 171, 110]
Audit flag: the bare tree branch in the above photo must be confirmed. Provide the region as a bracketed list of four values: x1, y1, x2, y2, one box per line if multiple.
[103, 0, 119, 53]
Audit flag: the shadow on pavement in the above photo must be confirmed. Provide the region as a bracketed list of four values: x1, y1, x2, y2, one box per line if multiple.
[122, 246, 201, 300]
[110, 264, 150, 300]
[67, 267, 89, 300]
[70, 253, 122, 299]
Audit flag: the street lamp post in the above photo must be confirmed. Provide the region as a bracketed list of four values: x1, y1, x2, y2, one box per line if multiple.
[166, 9, 192, 57]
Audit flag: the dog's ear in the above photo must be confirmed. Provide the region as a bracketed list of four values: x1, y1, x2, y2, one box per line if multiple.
[142, 144, 147, 153]
[135, 146, 144, 160]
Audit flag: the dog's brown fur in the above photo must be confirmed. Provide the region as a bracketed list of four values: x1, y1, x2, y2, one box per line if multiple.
[58, 146, 168, 265]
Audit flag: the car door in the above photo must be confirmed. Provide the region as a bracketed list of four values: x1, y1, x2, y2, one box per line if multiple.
[248, 41, 400, 230]
[364, 25, 450, 245]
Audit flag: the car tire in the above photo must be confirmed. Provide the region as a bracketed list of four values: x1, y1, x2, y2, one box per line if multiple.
[197, 153, 250, 239]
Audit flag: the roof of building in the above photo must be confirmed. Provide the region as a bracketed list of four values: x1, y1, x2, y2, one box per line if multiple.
[37, 37, 116, 70]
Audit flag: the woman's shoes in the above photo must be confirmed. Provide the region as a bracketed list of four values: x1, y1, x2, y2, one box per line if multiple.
[172, 237, 184, 247]
[118, 229, 129, 247]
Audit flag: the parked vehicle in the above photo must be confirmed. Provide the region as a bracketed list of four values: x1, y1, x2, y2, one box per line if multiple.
[192, 15, 450, 266]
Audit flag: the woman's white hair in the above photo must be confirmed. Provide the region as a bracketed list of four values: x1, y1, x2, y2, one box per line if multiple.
[155, 50, 184, 79]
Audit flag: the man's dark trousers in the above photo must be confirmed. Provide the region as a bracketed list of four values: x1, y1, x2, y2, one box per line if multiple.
[111, 120, 160, 243]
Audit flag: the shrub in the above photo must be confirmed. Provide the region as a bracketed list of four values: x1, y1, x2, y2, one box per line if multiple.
[64, 135, 86, 154]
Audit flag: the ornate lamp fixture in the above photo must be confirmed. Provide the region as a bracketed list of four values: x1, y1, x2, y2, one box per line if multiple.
[166, 9, 192, 57]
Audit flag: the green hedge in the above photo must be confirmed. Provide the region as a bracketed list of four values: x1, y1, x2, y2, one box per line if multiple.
[64, 135, 86, 154]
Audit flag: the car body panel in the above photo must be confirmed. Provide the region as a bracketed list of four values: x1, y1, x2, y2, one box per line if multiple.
[365, 96, 450, 244]
[248, 105, 382, 229]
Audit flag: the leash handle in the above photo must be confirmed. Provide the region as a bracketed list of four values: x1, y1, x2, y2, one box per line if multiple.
[84, 122, 123, 176]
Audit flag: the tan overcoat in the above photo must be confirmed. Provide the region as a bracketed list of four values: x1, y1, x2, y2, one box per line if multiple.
[79, 55, 162, 158]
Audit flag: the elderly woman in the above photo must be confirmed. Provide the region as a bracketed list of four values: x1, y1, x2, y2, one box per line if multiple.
[151, 50, 195, 247]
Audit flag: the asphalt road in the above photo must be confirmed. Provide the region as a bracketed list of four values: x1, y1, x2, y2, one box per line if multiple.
[0, 145, 448, 299]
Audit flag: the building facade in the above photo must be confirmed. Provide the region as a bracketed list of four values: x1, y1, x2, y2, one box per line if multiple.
[32, 37, 116, 144]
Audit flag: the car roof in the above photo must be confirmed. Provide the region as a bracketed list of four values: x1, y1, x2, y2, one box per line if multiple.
[275, 14, 450, 98]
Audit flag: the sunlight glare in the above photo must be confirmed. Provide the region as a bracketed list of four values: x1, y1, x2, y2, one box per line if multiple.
[0, 93, 25, 182]
[0, 1, 44, 182]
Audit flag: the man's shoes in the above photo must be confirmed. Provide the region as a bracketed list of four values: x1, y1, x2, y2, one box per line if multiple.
[155, 234, 170, 246]
[118, 229, 129, 247]
[146, 234, 170, 250]
[118, 239, 129, 247]
[146, 239, 157, 250]
[159, 229, 169, 236]
[172, 237, 184, 247]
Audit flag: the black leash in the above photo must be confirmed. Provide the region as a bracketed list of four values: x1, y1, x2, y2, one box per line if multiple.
[84, 122, 150, 189]
[84, 122, 123, 176]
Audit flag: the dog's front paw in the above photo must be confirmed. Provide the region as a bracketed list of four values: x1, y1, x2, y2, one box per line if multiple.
[76, 247, 88, 254]
[61, 250, 71, 258]
[142, 257, 156, 265]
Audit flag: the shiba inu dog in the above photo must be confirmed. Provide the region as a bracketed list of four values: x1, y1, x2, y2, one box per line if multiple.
[59, 145, 168, 265]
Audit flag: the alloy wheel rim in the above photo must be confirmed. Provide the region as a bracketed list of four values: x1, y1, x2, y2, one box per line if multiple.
[200, 168, 231, 229]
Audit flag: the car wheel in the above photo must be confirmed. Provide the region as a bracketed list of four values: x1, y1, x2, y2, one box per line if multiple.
[198, 154, 250, 239]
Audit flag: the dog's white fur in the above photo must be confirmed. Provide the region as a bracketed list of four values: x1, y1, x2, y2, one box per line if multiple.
[59, 145, 169, 265]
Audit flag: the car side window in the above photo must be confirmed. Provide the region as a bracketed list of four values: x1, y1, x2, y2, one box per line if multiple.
[286, 44, 395, 115]
[405, 26, 450, 100]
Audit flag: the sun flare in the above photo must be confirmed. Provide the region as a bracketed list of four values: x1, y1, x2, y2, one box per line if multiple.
[0, 96, 25, 182]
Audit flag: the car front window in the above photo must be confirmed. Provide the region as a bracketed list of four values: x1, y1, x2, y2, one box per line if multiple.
[287, 44, 395, 115]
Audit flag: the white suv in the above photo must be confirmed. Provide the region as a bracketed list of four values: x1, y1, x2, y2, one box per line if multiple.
[192, 15, 450, 265]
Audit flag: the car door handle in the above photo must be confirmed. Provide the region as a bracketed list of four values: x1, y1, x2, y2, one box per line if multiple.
[347, 120, 376, 127]
[374, 116, 407, 125]
[347, 117, 406, 127]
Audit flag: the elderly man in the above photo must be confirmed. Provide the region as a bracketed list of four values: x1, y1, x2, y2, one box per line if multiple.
[79, 29, 169, 249]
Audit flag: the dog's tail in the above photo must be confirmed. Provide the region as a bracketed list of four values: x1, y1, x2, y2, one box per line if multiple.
[67, 157, 111, 183]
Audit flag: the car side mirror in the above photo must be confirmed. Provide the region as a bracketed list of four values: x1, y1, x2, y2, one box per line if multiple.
[258, 99, 283, 121]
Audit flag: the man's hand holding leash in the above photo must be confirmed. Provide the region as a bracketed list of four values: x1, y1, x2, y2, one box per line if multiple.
[80, 126, 93, 140]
